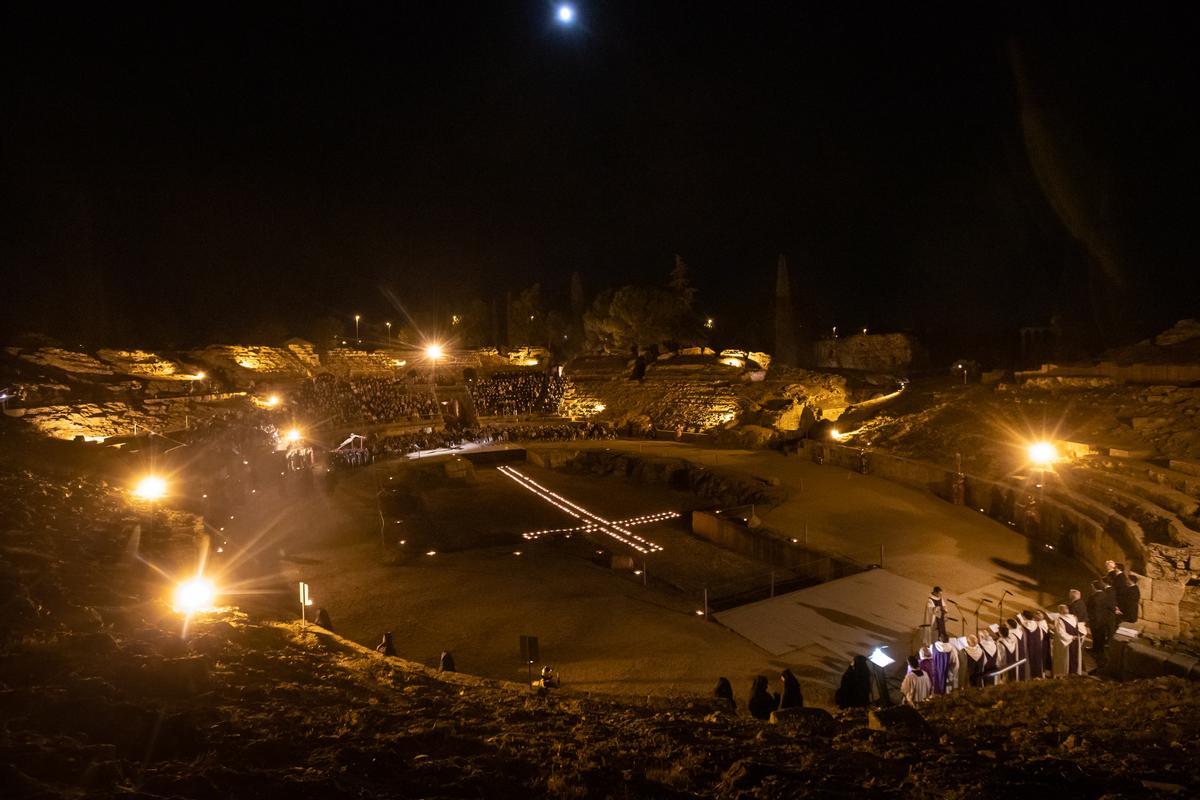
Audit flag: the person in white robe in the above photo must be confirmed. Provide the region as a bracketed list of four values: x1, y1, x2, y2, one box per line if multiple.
[901, 656, 932, 706]
[1052, 604, 1085, 676]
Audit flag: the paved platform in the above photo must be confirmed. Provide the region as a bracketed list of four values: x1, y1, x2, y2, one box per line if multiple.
[715, 568, 1051, 687]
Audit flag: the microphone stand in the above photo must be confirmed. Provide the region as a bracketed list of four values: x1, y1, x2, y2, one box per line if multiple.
[998, 590, 1012, 630]
[948, 599, 964, 638]
[973, 598, 993, 637]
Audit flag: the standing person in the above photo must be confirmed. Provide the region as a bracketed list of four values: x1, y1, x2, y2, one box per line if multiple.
[1019, 611, 1045, 679]
[1067, 589, 1089, 624]
[835, 655, 874, 708]
[927, 587, 948, 641]
[963, 635, 986, 689]
[1006, 618, 1028, 681]
[1105, 560, 1123, 585]
[439, 650, 456, 673]
[376, 632, 396, 656]
[314, 607, 334, 631]
[979, 629, 1000, 686]
[1116, 574, 1141, 624]
[934, 637, 960, 693]
[778, 669, 804, 710]
[712, 677, 736, 713]
[748, 675, 777, 721]
[1086, 580, 1117, 654]
[1052, 605, 1084, 676]
[1033, 611, 1052, 675]
[901, 656, 932, 706]
[997, 623, 1020, 682]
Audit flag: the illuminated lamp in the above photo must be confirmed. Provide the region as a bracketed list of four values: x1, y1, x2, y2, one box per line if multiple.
[133, 475, 167, 500]
[1027, 441, 1057, 466]
[173, 578, 216, 613]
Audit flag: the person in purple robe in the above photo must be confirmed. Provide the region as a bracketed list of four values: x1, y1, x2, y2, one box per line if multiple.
[1006, 618, 1027, 681]
[997, 624, 1020, 682]
[1019, 611, 1044, 678]
[963, 634, 986, 688]
[929, 641, 950, 694]
[918, 645, 940, 693]
[1036, 610, 1052, 674]
[978, 629, 999, 686]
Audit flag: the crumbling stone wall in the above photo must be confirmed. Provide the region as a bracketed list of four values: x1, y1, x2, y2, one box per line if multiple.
[812, 333, 924, 373]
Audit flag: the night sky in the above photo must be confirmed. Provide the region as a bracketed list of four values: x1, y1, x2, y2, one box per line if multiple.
[5, 3, 1198, 361]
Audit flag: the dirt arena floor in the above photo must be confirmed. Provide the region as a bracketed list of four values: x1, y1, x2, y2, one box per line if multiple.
[208, 441, 1092, 702]
[238, 458, 795, 699]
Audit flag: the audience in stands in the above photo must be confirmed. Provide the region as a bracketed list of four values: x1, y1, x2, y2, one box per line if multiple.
[294, 374, 439, 426]
[469, 371, 565, 416]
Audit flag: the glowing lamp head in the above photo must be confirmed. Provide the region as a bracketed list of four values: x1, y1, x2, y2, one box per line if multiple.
[557, 4, 575, 23]
[424, 343, 444, 360]
[133, 475, 167, 501]
[266, 394, 280, 407]
[1028, 441, 1057, 466]
[285, 428, 302, 443]
[172, 578, 216, 613]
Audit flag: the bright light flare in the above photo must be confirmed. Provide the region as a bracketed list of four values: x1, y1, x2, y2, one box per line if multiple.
[172, 578, 216, 614]
[557, 4, 575, 23]
[285, 428, 302, 443]
[266, 394, 280, 407]
[1027, 441, 1058, 466]
[424, 343, 444, 360]
[133, 475, 167, 501]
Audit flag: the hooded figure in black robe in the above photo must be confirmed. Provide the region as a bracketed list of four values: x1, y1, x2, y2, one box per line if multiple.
[439, 650, 456, 673]
[835, 655, 874, 708]
[712, 677, 736, 712]
[748, 675, 777, 720]
[778, 669, 804, 710]
[314, 607, 333, 631]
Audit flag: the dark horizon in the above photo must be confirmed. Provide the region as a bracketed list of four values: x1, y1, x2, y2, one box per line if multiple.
[5, 4, 1198, 362]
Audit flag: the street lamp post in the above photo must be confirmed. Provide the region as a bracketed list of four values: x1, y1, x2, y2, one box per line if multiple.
[385, 321, 392, 347]
[354, 314, 361, 343]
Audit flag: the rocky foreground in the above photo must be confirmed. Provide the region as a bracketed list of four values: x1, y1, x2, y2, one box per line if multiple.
[2, 464, 1199, 799]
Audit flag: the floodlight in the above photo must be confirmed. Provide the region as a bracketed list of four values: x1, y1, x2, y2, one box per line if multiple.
[286, 428, 302, 443]
[173, 578, 216, 613]
[424, 343, 444, 360]
[1027, 441, 1057, 466]
[868, 647, 895, 667]
[266, 394, 280, 407]
[133, 475, 167, 501]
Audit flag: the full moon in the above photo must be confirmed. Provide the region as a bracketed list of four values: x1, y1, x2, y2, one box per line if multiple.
[557, 4, 575, 24]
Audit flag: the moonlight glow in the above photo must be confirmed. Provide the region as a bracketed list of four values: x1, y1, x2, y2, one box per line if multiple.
[556, 4, 575, 24]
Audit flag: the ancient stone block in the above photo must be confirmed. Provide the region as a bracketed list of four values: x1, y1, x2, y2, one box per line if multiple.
[1162, 653, 1199, 679]
[1151, 579, 1186, 605]
[868, 705, 930, 736]
[1141, 600, 1180, 627]
[769, 706, 836, 736]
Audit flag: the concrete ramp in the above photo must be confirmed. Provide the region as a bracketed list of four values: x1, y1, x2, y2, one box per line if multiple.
[715, 570, 1051, 686]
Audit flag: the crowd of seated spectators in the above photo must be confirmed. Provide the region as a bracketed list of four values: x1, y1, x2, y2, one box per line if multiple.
[294, 374, 439, 426]
[469, 371, 565, 417]
[327, 421, 615, 466]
